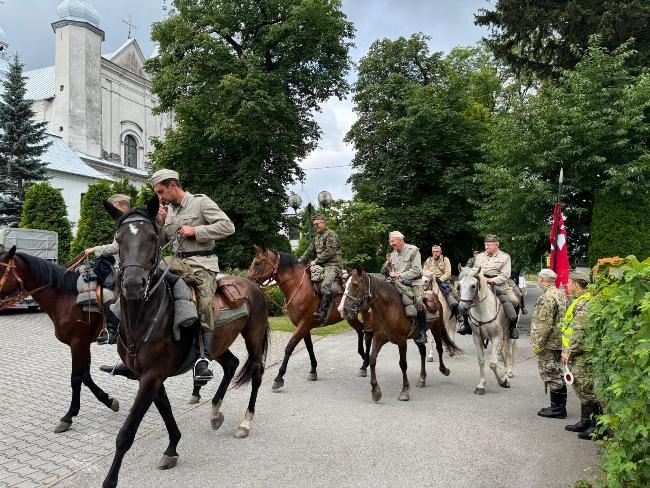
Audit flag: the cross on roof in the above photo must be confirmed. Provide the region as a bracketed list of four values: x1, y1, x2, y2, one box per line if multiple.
[122, 14, 137, 39]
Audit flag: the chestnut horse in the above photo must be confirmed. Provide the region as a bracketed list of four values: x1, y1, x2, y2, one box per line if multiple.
[101, 199, 269, 488]
[340, 267, 462, 402]
[247, 246, 372, 390]
[0, 246, 120, 433]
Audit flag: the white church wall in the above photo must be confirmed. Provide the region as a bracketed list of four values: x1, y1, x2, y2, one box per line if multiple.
[47, 171, 96, 233]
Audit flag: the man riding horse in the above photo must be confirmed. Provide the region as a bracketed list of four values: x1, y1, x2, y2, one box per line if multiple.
[422, 244, 459, 316]
[299, 214, 342, 324]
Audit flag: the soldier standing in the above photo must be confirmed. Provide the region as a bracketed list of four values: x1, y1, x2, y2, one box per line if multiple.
[299, 214, 342, 324]
[561, 271, 600, 439]
[381, 231, 427, 344]
[151, 169, 235, 382]
[422, 244, 459, 315]
[531, 268, 568, 418]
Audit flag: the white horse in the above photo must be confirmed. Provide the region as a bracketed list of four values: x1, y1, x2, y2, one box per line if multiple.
[457, 266, 516, 394]
[423, 276, 458, 362]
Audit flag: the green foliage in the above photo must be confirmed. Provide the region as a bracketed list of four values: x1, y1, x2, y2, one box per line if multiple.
[19, 182, 72, 263]
[588, 190, 650, 266]
[69, 180, 115, 258]
[264, 286, 285, 317]
[146, 0, 354, 268]
[476, 0, 650, 79]
[584, 257, 650, 487]
[110, 178, 138, 204]
[134, 184, 156, 207]
[0, 54, 50, 226]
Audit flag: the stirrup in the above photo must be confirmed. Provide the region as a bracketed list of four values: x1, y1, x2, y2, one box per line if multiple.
[193, 357, 213, 381]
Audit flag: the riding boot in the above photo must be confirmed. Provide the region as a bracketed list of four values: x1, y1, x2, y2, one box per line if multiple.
[415, 310, 427, 344]
[458, 315, 472, 335]
[508, 318, 519, 339]
[577, 403, 602, 440]
[519, 295, 528, 315]
[194, 330, 214, 382]
[99, 361, 136, 379]
[313, 292, 332, 324]
[565, 403, 591, 432]
[97, 306, 119, 345]
[538, 385, 567, 418]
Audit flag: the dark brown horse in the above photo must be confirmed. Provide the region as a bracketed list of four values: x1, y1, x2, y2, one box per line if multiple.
[0, 246, 120, 433]
[101, 199, 269, 488]
[340, 267, 462, 402]
[247, 246, 372, 390]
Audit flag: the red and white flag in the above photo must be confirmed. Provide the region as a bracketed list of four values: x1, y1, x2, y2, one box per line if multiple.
[550, 202, 570, 289]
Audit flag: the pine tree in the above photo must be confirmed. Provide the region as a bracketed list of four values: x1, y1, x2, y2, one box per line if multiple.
[69, 180, 115, 258]
[19, 182, 73, 263]
[0, 54, 50, 226]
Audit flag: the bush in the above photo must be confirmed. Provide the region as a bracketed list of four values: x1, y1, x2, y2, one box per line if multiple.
[69, 180, 115, 258]
[264, 286, 286, 317]
[584, 256, 650, 487]
[135, 184, 155, 207]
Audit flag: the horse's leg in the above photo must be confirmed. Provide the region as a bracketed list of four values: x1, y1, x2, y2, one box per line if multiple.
[490, 329, 510, 388]
[432, 320, 450, 377]
[153, 384, 181, 469]
[234, 355, 264, 439]
[210, 349, 239, 430]
[303, 332, 318, 381]
[398, 341, 410, 401]
[369, 336, 386, 402]
[427, 338, 435, 362]
[103, 375, 161, 488]
[273, 323, 309, 390]
[415, 341, 426, 388]
[82, 370, 120, 412]
[188, 379, 204, 405]
[55, 369, 83, 433]
[362, 329, 373, 376]
[472, 330, 487, 395]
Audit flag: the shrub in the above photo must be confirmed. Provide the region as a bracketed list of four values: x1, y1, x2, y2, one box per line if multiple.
[264, 286, 286, 317]
[135, 184, 155, 207]
[69, 180, 114, 258]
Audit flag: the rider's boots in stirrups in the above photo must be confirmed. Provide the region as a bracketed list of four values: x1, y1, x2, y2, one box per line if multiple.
[538, 384, 567, 418]
[508, 318, 519, 339]
[415, 310, 427, 344]
[565, 402, 591, 432]
[577, 403, 603, 440]
[99, 361, 136, 379]
[194, 330, 214, 382]
[313, 292, 332, 324]
[458, 315, 472, 335]
[97, 305, 119, 345]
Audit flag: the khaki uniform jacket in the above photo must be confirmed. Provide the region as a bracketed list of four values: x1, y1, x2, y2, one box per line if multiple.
[300, 228, 342, 267]
[530, 284, 567, 354]
[423, 256, 451, 281]
[473, 250, 511, 286]
[162, 192, 235, 273]
[95, 236, 118, 257]
[381, 244, 423, 285]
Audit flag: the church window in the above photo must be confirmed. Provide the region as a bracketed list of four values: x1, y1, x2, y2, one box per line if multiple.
[124, 135, 138, 168]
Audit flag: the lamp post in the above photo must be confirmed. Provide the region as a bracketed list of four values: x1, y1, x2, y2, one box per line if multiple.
[287, 191, 333, 243]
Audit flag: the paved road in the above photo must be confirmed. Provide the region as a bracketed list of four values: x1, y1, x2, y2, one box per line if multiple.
[1, 285, 600, 488]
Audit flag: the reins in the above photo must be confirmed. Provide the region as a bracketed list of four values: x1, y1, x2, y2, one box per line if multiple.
[249, 251, 310, 312]
[459, 275, 500, 326]
[0, 258, 52, 310]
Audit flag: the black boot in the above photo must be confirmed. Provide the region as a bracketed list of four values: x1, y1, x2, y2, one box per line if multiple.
[458, 315, 472, 335]
[509, 318, 519, 339]
[577, 403, 602, 440]
[99, 362, 136, 379]
[538, 385, 567, 418]
[313, 293, 332, 324]
[565, 403, 591, 432]
[194, 330, 214, 382]
[97, 308, 119, 345]
[415, 310, 427, 344]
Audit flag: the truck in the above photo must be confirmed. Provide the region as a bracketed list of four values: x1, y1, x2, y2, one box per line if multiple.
[0, 228, 59, 311]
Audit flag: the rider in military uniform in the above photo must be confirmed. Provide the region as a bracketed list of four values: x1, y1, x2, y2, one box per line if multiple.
[381, 231, 427, 344]
[151, 169, 235, 382]
[531, 268, 568, 419]
[299, 214, 342, 324]
[422, 244, 459, 315]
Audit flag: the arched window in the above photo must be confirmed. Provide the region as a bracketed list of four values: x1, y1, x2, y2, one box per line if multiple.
[124, 135, 138, 168]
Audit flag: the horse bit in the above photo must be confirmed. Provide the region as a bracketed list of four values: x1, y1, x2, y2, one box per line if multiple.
[342, 274, 373, 316]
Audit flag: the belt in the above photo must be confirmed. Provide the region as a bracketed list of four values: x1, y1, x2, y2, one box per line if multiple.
[176, 250, 216, 258]
[484, 274, 497, 278]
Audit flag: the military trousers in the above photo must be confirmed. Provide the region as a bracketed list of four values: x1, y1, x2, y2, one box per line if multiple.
[320, 265, 342, 294]
[194, 269, 218, 331]
[493, 283, 518, 320]
[394, 281, 425, 312]
[568, 356, 597, 403]
[537, 349, 565, 392]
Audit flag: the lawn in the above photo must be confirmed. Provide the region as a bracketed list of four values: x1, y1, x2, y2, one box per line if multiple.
[268, 316, 353, 336]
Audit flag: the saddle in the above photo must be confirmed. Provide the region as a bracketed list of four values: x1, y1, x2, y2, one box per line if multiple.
[311, 271, 347, 296]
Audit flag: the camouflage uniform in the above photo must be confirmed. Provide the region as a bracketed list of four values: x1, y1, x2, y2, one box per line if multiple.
[562, 293, 596, 403]
[162, 192, 235, 331]
[531, 283, 567, 392]
[381, 244, 424, 311]
[299, 228, 342, 293]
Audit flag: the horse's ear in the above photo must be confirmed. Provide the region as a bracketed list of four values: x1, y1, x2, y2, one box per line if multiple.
[146, 196, 160, 219]
[8, 245, 16, 258]
[103, 200, 123, 221]
[253, 244, 265, 254]
[473, 266, 482, 276]
[458, 263, 463, 273]
[355, 265, 363, 275]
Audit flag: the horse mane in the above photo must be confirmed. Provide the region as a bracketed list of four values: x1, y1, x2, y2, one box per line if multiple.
[365, 272, 404, 309]
[17, 252, 79, 294]
[274, 250, 305, 271]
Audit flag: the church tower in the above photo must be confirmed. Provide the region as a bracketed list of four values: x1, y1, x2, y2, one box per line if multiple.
[51, 0, 104, 158]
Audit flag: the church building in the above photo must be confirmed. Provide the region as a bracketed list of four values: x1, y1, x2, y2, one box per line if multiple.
[0, 0, 172, 231]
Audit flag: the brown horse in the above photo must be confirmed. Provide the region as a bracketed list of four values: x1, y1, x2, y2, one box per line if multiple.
[101, 199, 269, 488]
[247, 245, 372, 390]
[340, 267, 462, 402]
[0, 246, 120, 433]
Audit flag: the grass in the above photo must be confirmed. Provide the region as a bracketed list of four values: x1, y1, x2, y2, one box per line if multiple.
[268, 315, 353, 336]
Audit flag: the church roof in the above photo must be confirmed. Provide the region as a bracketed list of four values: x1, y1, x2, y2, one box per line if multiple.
[43, 133, 108, 179]
[56, 0, 100, 28]
[24, 66, 56, 100]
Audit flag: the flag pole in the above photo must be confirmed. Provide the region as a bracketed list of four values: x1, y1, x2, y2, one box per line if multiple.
[557, 167, 564, 203]
[551, 168, 564, 271]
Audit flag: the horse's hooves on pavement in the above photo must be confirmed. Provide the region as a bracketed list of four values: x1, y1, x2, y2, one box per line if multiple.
[416, 379, 425, 388]
[234, 426, 250, 439]
[474, 387, 485, 395]
[110, 398, 120, 412]
[188, 395, 200, 405]
[398, 392, 410, 401]
[507, 372, 514, 378]
[307, 372, 317, 381]
[158, 455, 178, 470]
[54, 420, 72, 433]
[448, 351, 455, 357]
[358, 369, 367, 377]
[272, 379, 284, 390]
[372, 388, 382, 402]
[440, 367, 450, 377]
[426, 356, 434, 362]
[211, 412, 225, 430]
[499, 379, 510, 388]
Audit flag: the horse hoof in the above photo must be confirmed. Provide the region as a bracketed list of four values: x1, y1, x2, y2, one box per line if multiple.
[307, 372, 317, 381]
[500, 379, 510, 388]
[157, 455, 178, 470]
[358, 368, 367, 377]
[426, 356, 434, 362]
[371, 388, 382, 402]
[507, 371, 514, 378]
[211, 412, 225, 430]
[110, 398, 120, 412]
[188, 395, 201, 405]
[474, 387, 485, 395]
[234, 426, 250, 439]
[440, 367, 450, 377]
[416, 379, 425, 388]
[448, 351, 455, 357]
[398, 392, 410, 401]
[54, 420, 72, 433]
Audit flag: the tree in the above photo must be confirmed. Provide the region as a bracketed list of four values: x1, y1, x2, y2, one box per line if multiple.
[134, 184, 155, 207]
[475, 0, 650, 80]
[145, 0, 354, 268]
[19, 182, 73, 263]
[0, 54, 50, 226]
[110, 178, 138, 204]
[69, 180, 115, 258]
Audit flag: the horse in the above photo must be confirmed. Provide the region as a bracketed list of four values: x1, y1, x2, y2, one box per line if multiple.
[340, 267, 462, 402]
[101, 198, 269, 488]
[0, 246, 120, 433]
[423, 276, 459, 361]
[247, 245, 373, 390]
[456, 266, 516, 395]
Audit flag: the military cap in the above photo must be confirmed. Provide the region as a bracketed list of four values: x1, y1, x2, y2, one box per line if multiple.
[107, 194, 131, 205]
[312, 214, 326, 222]
[149, 169, 179, 187]
[569, 271, 590, 283]
[538, 268, 557, 280]
[431, 244, 442, 251]
[389, 231, 405, 240]
[484, 234, 499, 243]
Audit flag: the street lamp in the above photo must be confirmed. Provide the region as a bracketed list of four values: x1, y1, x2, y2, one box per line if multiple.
[286, 191, 333, 243]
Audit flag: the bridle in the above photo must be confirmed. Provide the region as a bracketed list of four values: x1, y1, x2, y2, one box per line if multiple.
[342, 273, 373, 317]
[0, 257, 51, 310]
[248, 250, 310, 308]
[458, 274, 500, 326]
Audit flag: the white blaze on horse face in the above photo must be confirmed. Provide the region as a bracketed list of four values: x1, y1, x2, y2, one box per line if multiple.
[338, 276, 352, 316]
[128, 223, 139, 235]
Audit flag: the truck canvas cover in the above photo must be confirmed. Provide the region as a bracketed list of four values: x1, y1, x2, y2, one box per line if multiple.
[0, 228, 58, 262]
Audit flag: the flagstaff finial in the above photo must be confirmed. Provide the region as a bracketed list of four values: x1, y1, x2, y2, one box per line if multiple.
[122, 14, 137, 39]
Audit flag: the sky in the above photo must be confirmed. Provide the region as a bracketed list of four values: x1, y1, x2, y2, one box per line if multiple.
[0, 0, 491, 207]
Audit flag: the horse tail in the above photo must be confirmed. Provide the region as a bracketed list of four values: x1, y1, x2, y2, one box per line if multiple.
[233, 322, 270, 389]
[441, 323, 463, 356]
